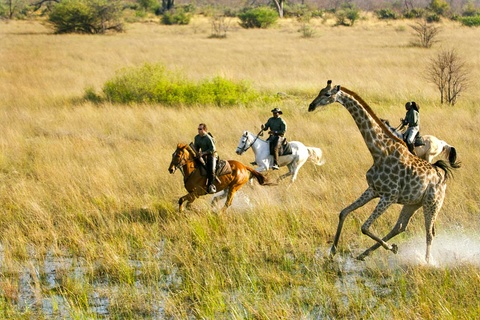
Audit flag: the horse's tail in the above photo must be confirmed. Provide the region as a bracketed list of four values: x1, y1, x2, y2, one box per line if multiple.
[433, 160, 457, 181]
[246, 167, 273, 185]
[445, 145, 461, 168]
[306, 147, 326, 166]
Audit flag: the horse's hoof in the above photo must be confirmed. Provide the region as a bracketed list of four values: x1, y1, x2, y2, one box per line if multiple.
[391, 244, 398, 254]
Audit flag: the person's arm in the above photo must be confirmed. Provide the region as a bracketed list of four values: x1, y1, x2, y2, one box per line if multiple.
[261, 119, 270, 131]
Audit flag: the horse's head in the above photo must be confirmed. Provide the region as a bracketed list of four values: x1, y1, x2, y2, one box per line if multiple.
[308, 80, 339, 112]
[168, 143, 193, 174]
[380, 118, 403, 139]
[236, 131, 252, 155]
[380, 118, 391, 128]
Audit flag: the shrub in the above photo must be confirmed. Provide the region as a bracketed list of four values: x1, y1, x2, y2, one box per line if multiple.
[238, 7, 278, 29]
[375, 9, 398, 20]
[334, 3, 360, 26]
[459, 15, 480, 26]
[161, 7, 192, 25]
[48, 0, 123, 34]
[426, 12, 441, 22]
[428, 0, 450, 16]
[403, 8, 425, 19]
[100, 63, 264, 106]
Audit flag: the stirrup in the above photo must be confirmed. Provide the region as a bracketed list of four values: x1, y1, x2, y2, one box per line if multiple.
[207, 184, 217, 194]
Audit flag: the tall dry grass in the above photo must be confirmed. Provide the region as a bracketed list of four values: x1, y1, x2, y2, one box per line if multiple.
[0, 17, 479, 318]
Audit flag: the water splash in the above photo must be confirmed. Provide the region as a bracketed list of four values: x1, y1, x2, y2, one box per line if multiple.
[391, 230, 480, 267]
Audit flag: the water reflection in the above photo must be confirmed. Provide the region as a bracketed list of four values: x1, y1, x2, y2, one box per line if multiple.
[0, 241, 172, 318]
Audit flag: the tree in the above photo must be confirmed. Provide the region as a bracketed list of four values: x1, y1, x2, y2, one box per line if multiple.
[48, 0, 123, 34]
[428, 0, 450, 16]
[424, 48, 470, 106]
[2, 0, 28, 19]
[272, 0, 284, 18]
[334, 3, 360, 26]
[410, 20, 441, 48]
[161, 0, 174, 13]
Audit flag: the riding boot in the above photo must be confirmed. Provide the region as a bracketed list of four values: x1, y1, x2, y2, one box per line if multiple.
[407, 142, 416, 155]
[272, 149, 279, 170]
[206, 155, 217, 194]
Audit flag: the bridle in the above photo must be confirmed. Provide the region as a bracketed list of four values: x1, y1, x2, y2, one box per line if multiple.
[170, 149, 188, 177]
[237, 130, 263, 154]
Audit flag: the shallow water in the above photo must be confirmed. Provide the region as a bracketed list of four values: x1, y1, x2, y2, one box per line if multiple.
[0, 241, 173, 318]
[1, 228, 479, 318]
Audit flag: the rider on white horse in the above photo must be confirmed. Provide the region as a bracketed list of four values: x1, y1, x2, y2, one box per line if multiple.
[261, 107, 287, 170]
[400, 101, 420, 155]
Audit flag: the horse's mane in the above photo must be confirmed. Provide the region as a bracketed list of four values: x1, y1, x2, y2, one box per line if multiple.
[341, 87, 404, 144]
[177, 143, 197, 158]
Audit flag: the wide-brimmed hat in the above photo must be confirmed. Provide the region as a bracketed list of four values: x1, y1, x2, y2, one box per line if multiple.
[271, 108, 283, 114]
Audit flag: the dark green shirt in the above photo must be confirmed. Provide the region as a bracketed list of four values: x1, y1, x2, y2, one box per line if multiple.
[263, 117, 287, 136]
[404, 108, 419, 127]
[194, 134, 216, 155]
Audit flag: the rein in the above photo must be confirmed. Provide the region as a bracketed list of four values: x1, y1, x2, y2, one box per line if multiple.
[172, 149, 195, 180]
[239, 129, 263, 153]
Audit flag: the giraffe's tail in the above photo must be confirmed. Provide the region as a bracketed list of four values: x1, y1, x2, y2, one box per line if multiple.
[433, 160, 457, 180]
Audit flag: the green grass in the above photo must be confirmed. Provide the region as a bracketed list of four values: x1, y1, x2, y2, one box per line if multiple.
[0, 17, 479, 318]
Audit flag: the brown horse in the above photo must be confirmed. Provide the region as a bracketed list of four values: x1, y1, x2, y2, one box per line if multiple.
[168, 143, 269, 212]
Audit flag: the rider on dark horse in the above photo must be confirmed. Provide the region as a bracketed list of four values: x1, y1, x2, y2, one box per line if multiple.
[261, 108, 287, 170]
[194, 123, 217, 194]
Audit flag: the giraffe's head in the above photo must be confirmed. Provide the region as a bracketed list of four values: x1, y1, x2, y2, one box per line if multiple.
[308, 80, 340, 112]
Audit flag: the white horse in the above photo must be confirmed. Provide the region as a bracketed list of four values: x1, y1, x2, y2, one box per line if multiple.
[235, 131, 325, 183]
[381, 119, 460, 166]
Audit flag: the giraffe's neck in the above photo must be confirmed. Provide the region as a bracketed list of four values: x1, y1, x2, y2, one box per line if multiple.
[337, 90, 401, 161]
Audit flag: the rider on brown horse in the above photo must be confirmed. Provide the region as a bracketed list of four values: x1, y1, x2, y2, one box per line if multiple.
[261, 108, 287, 170]
[194, 123, 217, 194]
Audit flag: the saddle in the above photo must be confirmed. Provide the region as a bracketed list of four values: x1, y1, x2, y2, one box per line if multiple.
[404, 132, 425, 147]
[279, 139, 293, 156]
[268, 137, 292, 156]
[197, 159, 232, 177]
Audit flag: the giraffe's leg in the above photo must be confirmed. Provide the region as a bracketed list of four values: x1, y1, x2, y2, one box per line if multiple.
[357, 204, 420, 260]
[358, 196, 398, 255]
[423, 188, 445, 264]
[330, 188, 377, 257]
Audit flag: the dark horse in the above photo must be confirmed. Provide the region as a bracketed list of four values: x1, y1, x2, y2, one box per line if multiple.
[168, 143, 269, 212]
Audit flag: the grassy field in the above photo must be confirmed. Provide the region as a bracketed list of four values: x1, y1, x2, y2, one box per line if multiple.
[1, 16, 480, 318]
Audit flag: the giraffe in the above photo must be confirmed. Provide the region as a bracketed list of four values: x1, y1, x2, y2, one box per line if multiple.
[308, 80, 458, 263]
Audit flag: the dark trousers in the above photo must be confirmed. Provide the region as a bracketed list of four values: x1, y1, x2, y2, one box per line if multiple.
[268, 135, 284, 164]
[204, 155, 217, 186]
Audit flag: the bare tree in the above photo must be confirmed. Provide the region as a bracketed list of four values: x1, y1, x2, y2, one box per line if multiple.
[272, 0, 284, 18]
[410, 20, 441, 48]
[404, 0, 414, 11]
[424, 48, 470, 106]
[3, 0, 28, 19]
[162, 0, 174, 12]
